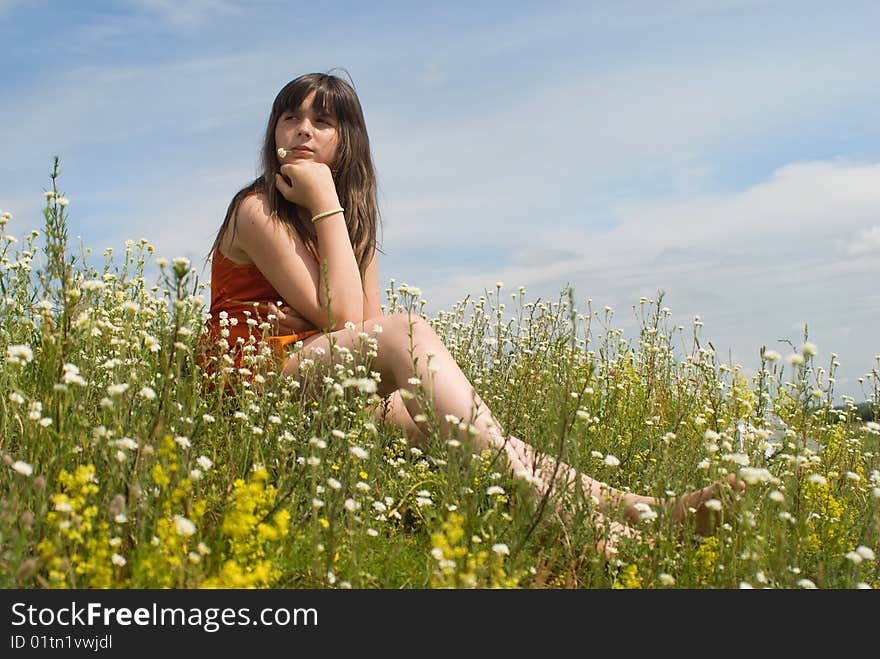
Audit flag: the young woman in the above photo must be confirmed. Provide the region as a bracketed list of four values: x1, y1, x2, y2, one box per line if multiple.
[200, 71, 742, 548]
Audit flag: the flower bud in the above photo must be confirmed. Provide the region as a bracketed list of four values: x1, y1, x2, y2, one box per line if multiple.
[17, 558, 37, 581]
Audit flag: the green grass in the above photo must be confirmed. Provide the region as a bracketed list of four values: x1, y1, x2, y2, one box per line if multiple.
[1, 160, 878, 589]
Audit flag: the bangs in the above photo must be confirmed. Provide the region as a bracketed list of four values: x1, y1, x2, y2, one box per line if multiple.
[273, 75, 352, 122]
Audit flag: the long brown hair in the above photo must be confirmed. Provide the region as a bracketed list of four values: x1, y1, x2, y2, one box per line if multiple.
[206, 70, 381, 276]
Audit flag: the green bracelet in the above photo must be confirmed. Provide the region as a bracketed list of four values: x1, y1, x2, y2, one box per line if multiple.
[311, 207, 345, 223]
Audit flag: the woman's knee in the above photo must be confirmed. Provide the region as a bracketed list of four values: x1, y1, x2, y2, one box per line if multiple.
[368, 313, 435, 346]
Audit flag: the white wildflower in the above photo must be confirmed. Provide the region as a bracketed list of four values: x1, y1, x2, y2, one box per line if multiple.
[634, 502, 657, 522]
[845, 551, 863, 565]
[27, 401, 42, 420]
[739, 467, 776, 485]
[856, 546, 876, 561]
[137, 386, 156, 400]
[106, 383, 129, 397]
[173, 516, 196, 536]
[81, 279, 105, 291]
[11, 461, 33, 476]
[723, 452, 750, 467]
[768, 490, 785, 503]
[343, 377, 377, 394]
[807, 474, 827, 487]
[349, 446, 369, 460]
[62, 363, 87, 386]
[6, 344, 34, 364]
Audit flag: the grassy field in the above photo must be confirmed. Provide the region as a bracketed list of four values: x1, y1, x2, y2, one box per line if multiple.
[2, 162, 878, 589]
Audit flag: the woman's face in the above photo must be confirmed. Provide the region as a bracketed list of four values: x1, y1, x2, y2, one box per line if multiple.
[275, 90, 340, 168]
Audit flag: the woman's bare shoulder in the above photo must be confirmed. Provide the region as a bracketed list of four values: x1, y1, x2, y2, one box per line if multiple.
[234, 192, 289, 238]
[233, 192, 311, 261]
[221, 191, 274, 264]
[236, 190, 272, 223]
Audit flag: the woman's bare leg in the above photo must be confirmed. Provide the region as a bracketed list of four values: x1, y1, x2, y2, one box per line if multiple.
[373, 390, 427, 446]
[284, 313, 742, 531]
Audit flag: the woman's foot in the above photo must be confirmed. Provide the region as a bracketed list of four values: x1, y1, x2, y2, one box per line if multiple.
[670, 473, 745, 535]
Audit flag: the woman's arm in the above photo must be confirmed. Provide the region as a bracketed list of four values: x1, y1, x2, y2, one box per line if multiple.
[266, 160, 365, 329]
[362, 249, 382, 321]
[268, 249, 380, 335]
[233, 192, 363, 331]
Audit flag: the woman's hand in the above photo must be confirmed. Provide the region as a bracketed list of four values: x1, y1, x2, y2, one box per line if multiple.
[265, 302, 316, 336]
[274, 161, 341, 215]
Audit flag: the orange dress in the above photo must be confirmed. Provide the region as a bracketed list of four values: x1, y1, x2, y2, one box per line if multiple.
[198, 246, 320, 381]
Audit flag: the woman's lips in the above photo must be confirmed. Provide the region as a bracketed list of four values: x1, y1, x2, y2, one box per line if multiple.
[277, 146, 314, 158]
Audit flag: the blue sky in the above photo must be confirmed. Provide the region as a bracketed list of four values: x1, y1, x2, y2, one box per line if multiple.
[1, 0, 879, 402]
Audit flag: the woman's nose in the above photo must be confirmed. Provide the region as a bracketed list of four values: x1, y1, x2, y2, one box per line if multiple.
[296, 118, 312, 136]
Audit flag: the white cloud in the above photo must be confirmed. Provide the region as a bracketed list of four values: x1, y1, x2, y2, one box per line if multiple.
[838, 225, 880, 257]
[128, 0, 244, 27]
[427, 159, 880, 300]
[601, 160, 880, 258]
